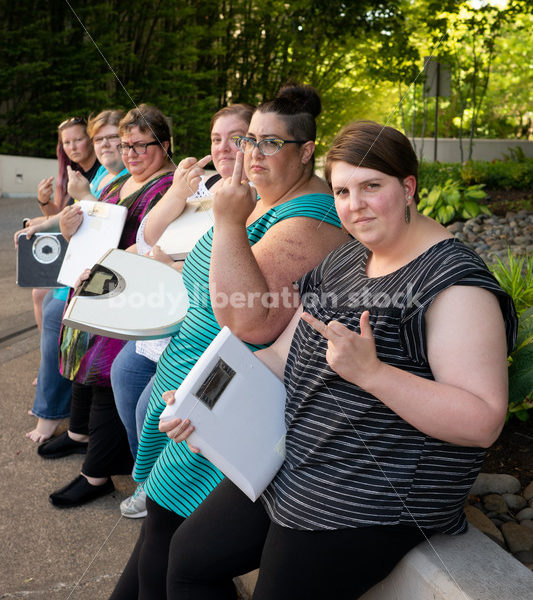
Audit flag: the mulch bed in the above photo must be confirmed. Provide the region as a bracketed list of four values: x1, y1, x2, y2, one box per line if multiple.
[481, 416, 533, 488]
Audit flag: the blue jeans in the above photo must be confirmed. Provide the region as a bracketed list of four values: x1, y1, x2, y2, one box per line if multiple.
[111, 340, 157, 459]
[31, 291, 72, 419]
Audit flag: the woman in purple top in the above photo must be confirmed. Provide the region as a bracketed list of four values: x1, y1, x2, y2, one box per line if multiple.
[38, 104, 175, 508]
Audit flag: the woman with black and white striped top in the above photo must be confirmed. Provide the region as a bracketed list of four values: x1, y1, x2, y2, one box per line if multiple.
[161, 121, 517, 600]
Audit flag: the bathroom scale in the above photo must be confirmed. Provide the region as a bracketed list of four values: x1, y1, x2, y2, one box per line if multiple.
[16, 232, 68, 288]
[57, 200, 128, 288]
[160, 326, 287, 501]
[156, 199, 214, 260]
[62, 248, 189, 340]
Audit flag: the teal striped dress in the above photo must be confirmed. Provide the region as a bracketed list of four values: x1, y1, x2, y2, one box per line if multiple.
[134, 193, 341, 517]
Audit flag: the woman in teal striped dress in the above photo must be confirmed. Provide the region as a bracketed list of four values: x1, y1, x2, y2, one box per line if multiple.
[110, 84, 350, 599]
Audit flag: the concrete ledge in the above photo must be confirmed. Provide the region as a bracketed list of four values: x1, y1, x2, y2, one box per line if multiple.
[235, 527, 533, 599]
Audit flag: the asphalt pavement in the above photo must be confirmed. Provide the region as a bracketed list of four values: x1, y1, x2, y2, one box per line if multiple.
[0, 196, 141, 599]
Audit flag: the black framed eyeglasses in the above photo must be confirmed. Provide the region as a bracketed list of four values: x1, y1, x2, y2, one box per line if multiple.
[232, 135, 308, 156]
[117, 141, 159, 155]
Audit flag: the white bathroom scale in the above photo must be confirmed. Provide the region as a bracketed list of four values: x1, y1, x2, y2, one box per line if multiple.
[156, 200, 214, 260]
[16, 232, 68, 288]
[160, 326, 287, 501]
[62, 248, 189, 340]
[57, 200, 128, 288]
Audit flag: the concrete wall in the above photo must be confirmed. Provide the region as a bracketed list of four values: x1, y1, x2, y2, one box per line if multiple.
[412, 137, 533, 163]
[0, 155, 58, 198]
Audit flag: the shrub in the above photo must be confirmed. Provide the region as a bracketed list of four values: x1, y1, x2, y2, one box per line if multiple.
[419, 158, 533, 192]
[490, 251, 533, 421]
[417, 179, 490, 225]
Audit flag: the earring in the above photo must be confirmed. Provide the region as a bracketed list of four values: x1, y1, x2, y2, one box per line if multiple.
[405, 196, 411, 224]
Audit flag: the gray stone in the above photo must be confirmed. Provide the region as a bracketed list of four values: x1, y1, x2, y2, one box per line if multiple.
[501, 522, 533, 553]
[522, 520, 533, 532]
[447, 222, 463, 233]
[523, 482, 533, 502]
[503, 493, 527, 512]
[483, 494, 508, 514]
[470, 473, 521, 496]
[465, 505, 505, 547]
[517, 507, 533, 521]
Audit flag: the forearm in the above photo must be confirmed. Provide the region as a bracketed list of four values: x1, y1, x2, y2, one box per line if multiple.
[361, 362, 507, 447]
[143, 188, 187, 246]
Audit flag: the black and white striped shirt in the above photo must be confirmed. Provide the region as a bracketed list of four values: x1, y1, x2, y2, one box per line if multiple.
[261, 238, 517, 532]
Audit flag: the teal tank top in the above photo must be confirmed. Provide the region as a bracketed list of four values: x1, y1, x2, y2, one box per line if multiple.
[134, 193, 341, 517]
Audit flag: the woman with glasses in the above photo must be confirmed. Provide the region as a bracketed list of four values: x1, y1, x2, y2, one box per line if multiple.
[109, 84, 349, 599]
[24, 110, 127, 443]
[162, 121, 517, 600]
[39, 104, 175, 509]
[111, 103, 255, 518]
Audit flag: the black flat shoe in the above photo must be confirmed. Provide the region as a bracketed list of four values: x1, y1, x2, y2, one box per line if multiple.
[49, 475, 114, 508]
[37, 431, 88, 459]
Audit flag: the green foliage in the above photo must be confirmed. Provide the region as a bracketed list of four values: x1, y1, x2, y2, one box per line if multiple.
[460, 158, 533, 190]
[419, 159, 533, 192]
[417, 179, 489, 225]
[507, 308, 533, 421]
[490, 253, 533, 421]
[490, 250, 533, 317]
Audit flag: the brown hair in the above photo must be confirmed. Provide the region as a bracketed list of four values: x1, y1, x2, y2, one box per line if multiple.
[325, 120, 419, 202]
[119, 103, 172, 158]
[87, 109, 125, 139]
[210, 103, 255, 132]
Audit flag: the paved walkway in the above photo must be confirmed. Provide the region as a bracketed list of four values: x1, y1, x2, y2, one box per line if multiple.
[1, 197, 140, 599]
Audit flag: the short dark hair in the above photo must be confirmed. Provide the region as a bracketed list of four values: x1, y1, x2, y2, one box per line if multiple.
[119, 103, 172, 158]
[257, 83, 321, 142]
[210, 103, 255, 132]
[325, 120, 419, 202]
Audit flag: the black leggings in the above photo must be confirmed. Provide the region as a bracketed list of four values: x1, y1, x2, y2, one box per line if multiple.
[167, 479, 430, 600]
[70, 382, 133, 478]
[110, 497, 185, 600]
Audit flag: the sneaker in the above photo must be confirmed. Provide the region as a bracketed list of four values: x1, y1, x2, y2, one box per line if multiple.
[120, 486, 147, 519]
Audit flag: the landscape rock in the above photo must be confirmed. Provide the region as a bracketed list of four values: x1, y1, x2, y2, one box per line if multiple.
[522, 482, 533, 502]
[513, 550, 533, 570]
[483, 493, 508, 514]
[516, 507, 533, 521]
[503, 493, 527, 512]
[465, 505, 505, 547]
[501, 522, 533, 553]
[522, 520, 533, 532]
[470, 473, 521, 497]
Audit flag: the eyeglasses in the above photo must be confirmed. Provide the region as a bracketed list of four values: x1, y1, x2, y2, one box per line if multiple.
[117, 141, 159, 155]
[232, 135, 308, 156]
[58, 116, 86, 130]
[93, 134, 120, 145]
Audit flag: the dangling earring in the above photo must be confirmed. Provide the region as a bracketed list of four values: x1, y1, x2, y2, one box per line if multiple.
[405, 195, 411, 224]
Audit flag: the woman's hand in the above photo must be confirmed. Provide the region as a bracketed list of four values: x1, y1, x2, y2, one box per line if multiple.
[13, 217, 46, 247]
[37, 176, 54, 206]
[212, 151, 256, 227]
[171, 155, 212, 198]
[159, 390, 199, 452]
[149, 245, 174, 267]
[67, 166, 91, 200]
[59, 204, 83, 241]
[73, 268, 92, 290]
[301, 310, 382, 388]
